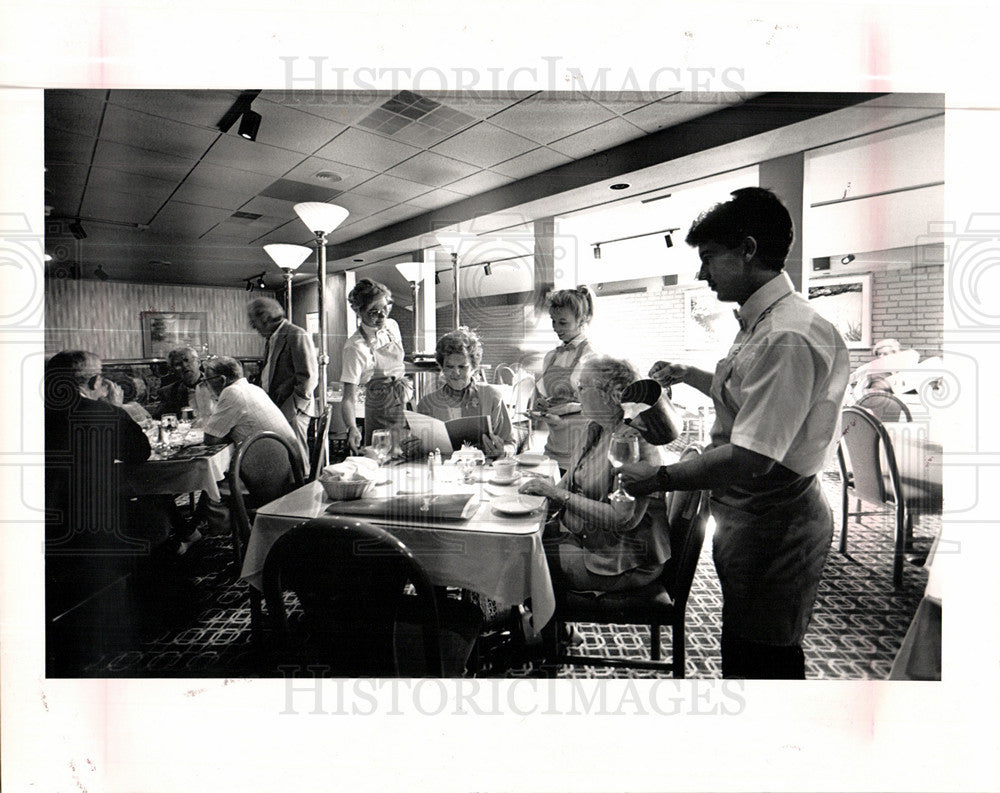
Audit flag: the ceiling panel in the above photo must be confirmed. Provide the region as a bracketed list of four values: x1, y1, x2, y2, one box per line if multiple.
[548, 117, 648, 158]
[624, 94, 747, 133]
[350, 173, 432, 203]
[182, 160, 275, 194]
[417, 92, 533, 120]
[80, 187, 165, 225]
[323, 191, 395, 222]
[237, 194, 301, 219]
[404, 187, 467, 211]
[281, 156, 377, 192]
[385, 150, 479, 187]
[430, 121, 538, 168]
[201, 134, 307, 176]
[488, 95, 617, 144]
[170, 182, 252, 211]
[92, 139, 196, 182]
[251, 98, 348, 154]
[85, 166, 179, 202]
[444, 169, 515, 196]
[107, 90, 244, 129]
[260, 90, 394, 127]
[100, 104, 220, 160]
[45, 90, 106, 137]
[313, 127, 421, 171]
[146, 202, 234, 236]
[490, 146, 574, 179]
[45, 128, 97, 166]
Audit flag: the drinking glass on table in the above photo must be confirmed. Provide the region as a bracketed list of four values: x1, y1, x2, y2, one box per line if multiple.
[607, 427, 639, 505]
[371, 429, 393, 467]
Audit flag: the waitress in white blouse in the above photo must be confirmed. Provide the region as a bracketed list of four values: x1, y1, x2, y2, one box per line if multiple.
[339, 278, 412, 452]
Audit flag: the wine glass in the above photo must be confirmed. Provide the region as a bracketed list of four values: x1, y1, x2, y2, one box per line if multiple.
[371, 429, 393, 467]
[607, 427, 639, 504]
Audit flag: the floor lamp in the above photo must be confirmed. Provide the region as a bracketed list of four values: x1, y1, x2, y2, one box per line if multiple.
[434, 233, 471, 330]
[394, 260, 423, 345]
[291, 202, 349, 467]
[263, 243, 311, 319]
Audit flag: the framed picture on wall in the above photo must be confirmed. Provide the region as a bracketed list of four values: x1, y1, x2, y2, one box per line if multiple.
[140, 311, 208, 358]
[684, 288, 739, 349]
[808, 274, 872, 349]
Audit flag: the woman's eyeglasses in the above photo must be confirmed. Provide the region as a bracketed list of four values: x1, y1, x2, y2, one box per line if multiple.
[364, 303, 393, 318]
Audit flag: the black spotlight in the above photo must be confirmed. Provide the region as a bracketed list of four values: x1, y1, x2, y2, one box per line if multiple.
[593, 245, 601, 260]
[841, 254, 856, 265]
[94, 265, 109, 281]
[434, 272, 441, 285]
[69, 220, 87, 240]
[483, 263, 493, 276]
[257, 275, 267, 289]
[664, 233, 673, 248]
[245, 281, 253, 292]
[239, 110, 262, 141]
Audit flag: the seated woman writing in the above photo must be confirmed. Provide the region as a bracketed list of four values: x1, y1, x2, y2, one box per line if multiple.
[518, 356, 671, 593]
[416, 326, 514, 459]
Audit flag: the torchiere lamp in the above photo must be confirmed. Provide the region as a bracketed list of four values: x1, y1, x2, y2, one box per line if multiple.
[263, 243, 311, 318]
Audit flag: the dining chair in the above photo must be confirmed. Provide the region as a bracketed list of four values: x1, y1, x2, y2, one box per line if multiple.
[551, 444, 709, 677]
[307, 410, 335, 482]
[261, 517, 484, 677]
[494, 364, 516, 385]
[837, 405, 941, 588]
[857, 391, 912, 422]
[227, 430, 304, 644]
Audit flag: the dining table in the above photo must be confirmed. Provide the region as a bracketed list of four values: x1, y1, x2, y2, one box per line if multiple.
[122, 427, 233, 501]
[241, 456, 561, 636]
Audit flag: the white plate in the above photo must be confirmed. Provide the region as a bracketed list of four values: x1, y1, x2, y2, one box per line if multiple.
[491, 495, 546, 515]
[488, 473, 520, 486]
[515, 453, 547, 467]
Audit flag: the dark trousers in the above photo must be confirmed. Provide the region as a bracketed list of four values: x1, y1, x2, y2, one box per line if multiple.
[721, 626, 806, 679]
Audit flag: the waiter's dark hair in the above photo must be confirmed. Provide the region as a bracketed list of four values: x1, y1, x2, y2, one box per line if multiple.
[348, 278, 393, 314]
[546, 286, 594, 324]
[685, 187, 794, 271]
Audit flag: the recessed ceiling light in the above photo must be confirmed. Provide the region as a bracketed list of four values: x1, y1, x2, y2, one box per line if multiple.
[610, 183, 630, 190]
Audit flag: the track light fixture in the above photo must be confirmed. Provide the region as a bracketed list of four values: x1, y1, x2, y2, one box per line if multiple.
[257, 274, 267, 289]
[593, 245, 601, 260]
[244, 271, 268, 290]
[483, 262, 493, 276]
[94, 265, 108, 281]
[434, 271, 441, 285]
[245, 280, 253, 292]
[592, 227, 679, 257]
[69, 219, 86, 240]
[664, 232, 673, 248]
[841, 254, 856, 265]
[239, 109, 262, 141]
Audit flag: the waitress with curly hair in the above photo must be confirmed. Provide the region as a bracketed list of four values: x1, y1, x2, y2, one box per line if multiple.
[340, 278, 412, 452]
[417, 326, 514, 458]
[534, 286, 597, 473]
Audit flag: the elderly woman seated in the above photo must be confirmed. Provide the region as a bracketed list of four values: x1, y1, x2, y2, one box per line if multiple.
[518, 355, 671, 593]
[416, 326, 515, 459]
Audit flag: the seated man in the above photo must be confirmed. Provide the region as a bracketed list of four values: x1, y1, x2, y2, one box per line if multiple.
[150, 346, 215, 421]
[201, 355, 306, 476]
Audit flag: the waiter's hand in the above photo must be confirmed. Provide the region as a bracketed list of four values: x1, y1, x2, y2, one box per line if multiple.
[648, 361, 688, 389]
[481, 432, 504, 459]
[617, 461, 662, 496]
[347, 425, 362, 452]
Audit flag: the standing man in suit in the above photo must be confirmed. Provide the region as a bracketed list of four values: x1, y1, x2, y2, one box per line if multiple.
[247, 296, 317, 465]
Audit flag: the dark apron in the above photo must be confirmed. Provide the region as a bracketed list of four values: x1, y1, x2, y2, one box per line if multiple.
[361, 327, 410, 445]
[540, 339, 592, 468]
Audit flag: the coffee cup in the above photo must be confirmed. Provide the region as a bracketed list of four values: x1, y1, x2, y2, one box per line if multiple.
[493, 458, 517, 484]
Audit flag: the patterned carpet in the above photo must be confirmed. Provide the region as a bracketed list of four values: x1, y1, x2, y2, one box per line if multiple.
[58, 468, 935, 680]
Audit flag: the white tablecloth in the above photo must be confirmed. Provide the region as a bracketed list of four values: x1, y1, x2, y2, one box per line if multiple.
[242, 459, 560, 633]
[123, 443, 232, 501]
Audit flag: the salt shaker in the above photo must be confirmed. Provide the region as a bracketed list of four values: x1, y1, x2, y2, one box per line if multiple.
[427, 451, 436, 481]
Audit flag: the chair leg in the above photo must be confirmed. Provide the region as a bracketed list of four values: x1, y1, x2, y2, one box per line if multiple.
[893, 504, 906, 589]
[250, 587, 263, 647]
[671, 622, 686, 679]
[650, 624, 661, 661]
[839, 483, 849, 554]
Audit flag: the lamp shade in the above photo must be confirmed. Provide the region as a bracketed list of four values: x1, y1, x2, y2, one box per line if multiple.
[293, 202, 349, 235]
[394, 260, 422, 283]
[263, 243, 312, 271]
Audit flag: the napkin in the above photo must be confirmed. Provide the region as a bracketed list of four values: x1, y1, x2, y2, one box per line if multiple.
[321, 456, 381, 483]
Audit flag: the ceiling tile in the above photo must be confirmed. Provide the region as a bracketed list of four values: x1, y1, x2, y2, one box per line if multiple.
[548, 117, 647, 158]
[260, 90, 393, 127]
[417, 92, 533, 120]
[430, 122, 537, 168]
[281, 156, 377, 192]
[45, 161, 89, 191]
[182, 161, 275, 195]
[202, 134, 307, 176]
[251, 99, 347, 154]
[444, 170, 515, 196]
[86, 166, 179, 202]
[237, 195, 301, 219]
[80, 188, 164, 225]
[146, 202, 233, 236]
[171, 182, 249, 211]
[350, 173, 432, 203]
[327, 192, 395, 220]
[45, 128, 97, 165]
[624, 95, 738, 133]
[107, 89, 243, 129]
[255, 222, 315, 248]
[405, 187, 466, 210]
[580, 91, 680, 113]
[489, 96, 616, 145]
[92, 139, 196, 182]
[258, 178, 342, 204]
[45, 90, 106, 137]
[490, 146, 574, 179]
[100, 104, 219, 160]
[386, 150, 479, 188]
[314, 127, 421, 171]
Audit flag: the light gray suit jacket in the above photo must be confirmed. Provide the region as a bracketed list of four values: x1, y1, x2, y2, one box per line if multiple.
[264, 319, 318, 420]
